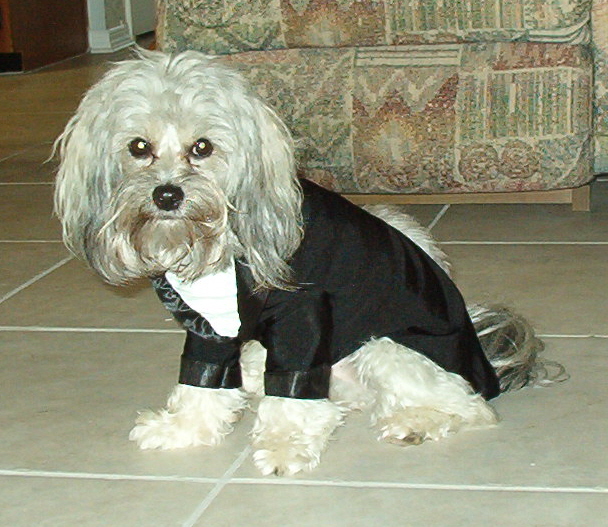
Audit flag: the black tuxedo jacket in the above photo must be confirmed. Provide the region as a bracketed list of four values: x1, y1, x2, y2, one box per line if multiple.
[152, 179, 500, 400]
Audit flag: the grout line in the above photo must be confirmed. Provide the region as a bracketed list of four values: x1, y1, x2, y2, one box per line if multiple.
[0, 240, 62, 243]
[0, 143, 56, 165]
[0, 467, 606, 495]
[0, 468, 217, 485]
[0, 149, 30, 163]
[2, 111, 73, 115]
[538, 333, 608, 339]
[0, 182, 54, 186]
[181, 446, 252, 527]
[227, 478, 608, 494]
[427, 204, 450, 231]
[0, 325, 182, 334]
[0, 255, 73, 305]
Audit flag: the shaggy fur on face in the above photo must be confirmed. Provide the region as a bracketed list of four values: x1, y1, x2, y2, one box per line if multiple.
[55, 50, 302, 287]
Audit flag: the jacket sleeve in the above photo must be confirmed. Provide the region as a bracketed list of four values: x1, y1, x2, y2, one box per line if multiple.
[150, 275, 242, 389]
[178, 331, 242, 389]
[259, 287, 334, 399]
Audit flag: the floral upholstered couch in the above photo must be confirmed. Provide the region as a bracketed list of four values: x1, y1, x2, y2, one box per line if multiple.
[156, 0, 607, 198]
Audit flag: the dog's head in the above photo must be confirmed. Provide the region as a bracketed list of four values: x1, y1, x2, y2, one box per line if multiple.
[55, 49, 302, 288]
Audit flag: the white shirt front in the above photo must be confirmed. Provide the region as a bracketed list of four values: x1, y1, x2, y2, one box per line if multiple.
[165, 262, 241, 338]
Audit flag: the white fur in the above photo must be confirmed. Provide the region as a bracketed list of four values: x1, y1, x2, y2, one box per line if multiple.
[251, 396, 346, 476]
[345, 338, 497, 443]
[54, 49, 302, 288]
[243, 339, 496, 475]
[127, 333, 496, 475]
[54, 50, 545, 477]
[128, 384, 248, 449]
[239, 340, 267, 396]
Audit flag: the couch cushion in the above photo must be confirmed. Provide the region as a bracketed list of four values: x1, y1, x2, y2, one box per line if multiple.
[593, 0, 608, 173]
[218, 42, 592, 194]
[159, 0, 592, 54]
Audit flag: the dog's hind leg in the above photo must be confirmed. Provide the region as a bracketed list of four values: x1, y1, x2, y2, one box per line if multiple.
[129, 384, 248, 450]
[347, 338, 497, 445]
[251, 396, 345, 476]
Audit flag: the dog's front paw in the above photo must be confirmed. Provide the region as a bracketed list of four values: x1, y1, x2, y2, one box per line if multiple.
[252, 441, 322, 476]
[129, 385, 247, 450]
[129, 408, 220, 449]
[250, 396, 345, 476]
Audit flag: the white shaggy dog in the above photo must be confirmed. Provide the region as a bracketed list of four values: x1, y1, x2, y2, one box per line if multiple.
[54, 49, 563, 476]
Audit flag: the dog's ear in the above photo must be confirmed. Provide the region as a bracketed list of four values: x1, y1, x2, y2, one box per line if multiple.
[230, 95, 304, 290]
[54, 85, 118, 261]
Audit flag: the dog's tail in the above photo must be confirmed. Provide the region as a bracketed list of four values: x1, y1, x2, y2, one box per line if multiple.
[468, 304, 568, 393]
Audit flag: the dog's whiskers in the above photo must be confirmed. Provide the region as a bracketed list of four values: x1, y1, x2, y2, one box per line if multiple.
[226, 199, 240, 214]
[96, 200, 128, 239]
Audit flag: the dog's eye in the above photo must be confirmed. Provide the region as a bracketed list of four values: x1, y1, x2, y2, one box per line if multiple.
[190, 138, 213, 158]
[128, 138, 153, 158]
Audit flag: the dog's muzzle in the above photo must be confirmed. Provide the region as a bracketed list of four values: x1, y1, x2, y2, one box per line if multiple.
[153, 184, 184, 211]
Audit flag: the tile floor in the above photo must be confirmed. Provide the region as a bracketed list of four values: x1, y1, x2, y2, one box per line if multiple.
[1, 48, 607, 527]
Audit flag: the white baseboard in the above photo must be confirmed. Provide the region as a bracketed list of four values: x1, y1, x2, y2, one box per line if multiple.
[89, 23, 134, 53]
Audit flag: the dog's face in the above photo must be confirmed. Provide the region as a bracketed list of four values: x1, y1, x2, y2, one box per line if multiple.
[105, 109, 234, 282]
[55, 50, 303, 288]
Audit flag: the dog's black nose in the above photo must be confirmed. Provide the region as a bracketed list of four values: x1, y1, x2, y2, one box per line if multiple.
[152, 185, 184, 211]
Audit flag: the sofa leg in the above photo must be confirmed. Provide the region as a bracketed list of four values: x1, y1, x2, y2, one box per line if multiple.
[571, 185, 591, 212]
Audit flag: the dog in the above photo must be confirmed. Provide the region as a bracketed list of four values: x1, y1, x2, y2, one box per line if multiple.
[54, 49, 564, 476]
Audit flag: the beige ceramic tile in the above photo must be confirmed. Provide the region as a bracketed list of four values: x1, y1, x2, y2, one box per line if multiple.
[0, 243, 68, 297]
[0, 144, 57, 183]
[0, 53, 142, 168]
[0, 259, 171, 329]
[0, 184, 61, 240]
[0, 331, 250, 478]
[0, 476, 214, 527]
[433, 203, 608, 242]
[0, 113, 70, 153]
[445, 244, 608, 335]
[0, 55, 119, 116]
[198, 484, 607, 527]
[235, 338, 607, 489]
[0, 145, 22, 159]
[0, 71, 93, 115]
[376, 204, 446, 228]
